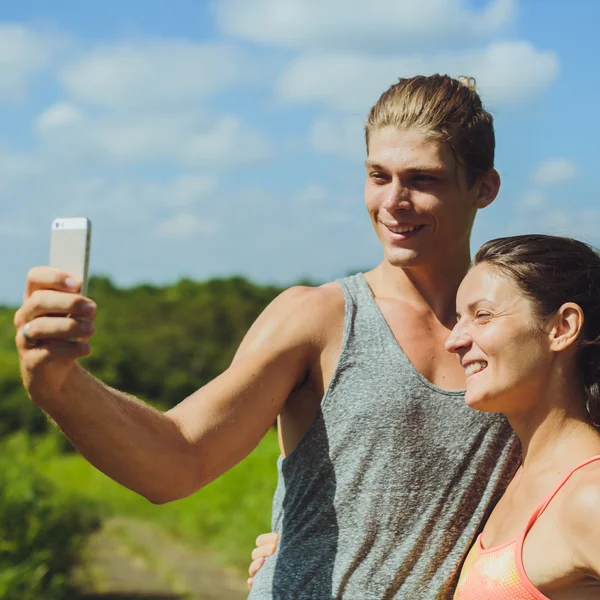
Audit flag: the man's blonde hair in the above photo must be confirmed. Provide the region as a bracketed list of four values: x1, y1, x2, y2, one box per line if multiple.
[365, 74, 495, 186]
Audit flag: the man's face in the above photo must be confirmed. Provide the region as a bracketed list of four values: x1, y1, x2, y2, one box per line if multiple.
[364, 127, 497, 269]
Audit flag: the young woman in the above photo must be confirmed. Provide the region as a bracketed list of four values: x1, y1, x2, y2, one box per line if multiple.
[250, 234, 600, 598]
[448, 234, 600, 598]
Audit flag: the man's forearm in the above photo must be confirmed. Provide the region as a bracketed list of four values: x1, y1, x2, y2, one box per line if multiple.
[40, 365, 197, 504]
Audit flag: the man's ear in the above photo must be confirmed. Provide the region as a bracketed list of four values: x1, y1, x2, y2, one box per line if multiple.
[549, 303, 585, 352]
[474, 169, 501, 209]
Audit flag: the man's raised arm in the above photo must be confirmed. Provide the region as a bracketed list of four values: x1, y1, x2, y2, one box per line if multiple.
[14, 267, 323, 504]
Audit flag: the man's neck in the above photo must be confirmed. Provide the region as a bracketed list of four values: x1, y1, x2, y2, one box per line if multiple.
[373, 249, 471, 326]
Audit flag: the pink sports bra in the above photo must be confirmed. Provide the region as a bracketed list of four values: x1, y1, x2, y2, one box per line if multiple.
[453, 455, 600, 599]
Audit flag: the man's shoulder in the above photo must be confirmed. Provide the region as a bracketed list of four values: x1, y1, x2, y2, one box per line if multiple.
[242, 281, 345, 355]
[286, 280, 345, 307]
[271, 281, 345, 334]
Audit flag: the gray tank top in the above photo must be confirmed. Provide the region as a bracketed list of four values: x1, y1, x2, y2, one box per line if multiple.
[248, 274, 520, 599]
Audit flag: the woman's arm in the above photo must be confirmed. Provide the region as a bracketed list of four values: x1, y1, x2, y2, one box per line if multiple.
[247, 532, 279, 590]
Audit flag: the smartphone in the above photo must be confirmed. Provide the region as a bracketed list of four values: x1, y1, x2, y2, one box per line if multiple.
[49, 217, 92, 296]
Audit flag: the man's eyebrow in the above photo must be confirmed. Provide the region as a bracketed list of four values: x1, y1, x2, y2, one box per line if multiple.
[365, 160, 383, 169]
[364, 161, 448, 173]
[405, 164, 448, 173]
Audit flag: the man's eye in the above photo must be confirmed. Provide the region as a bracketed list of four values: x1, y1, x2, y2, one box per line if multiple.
[370, 172, 387, 182]
[475, 312, 492, 322]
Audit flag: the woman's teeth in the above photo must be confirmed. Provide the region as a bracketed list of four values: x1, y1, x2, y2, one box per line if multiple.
[465, 361, 488, 377]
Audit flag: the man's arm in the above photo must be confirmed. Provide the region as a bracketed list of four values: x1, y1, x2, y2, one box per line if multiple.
[15, 267, 329, 504]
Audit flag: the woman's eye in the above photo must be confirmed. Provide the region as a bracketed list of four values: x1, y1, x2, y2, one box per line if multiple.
[475, 312, 492, 322]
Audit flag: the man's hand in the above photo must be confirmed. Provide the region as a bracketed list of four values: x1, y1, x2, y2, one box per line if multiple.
[247, 532, 279, 590]
[14, 267, 97, 404]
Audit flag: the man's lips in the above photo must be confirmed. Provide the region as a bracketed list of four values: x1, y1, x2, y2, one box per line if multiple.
[382, 223, 425, 239]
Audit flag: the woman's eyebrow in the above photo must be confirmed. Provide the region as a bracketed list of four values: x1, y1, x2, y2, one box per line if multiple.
[467, 298, 493, 311]
[455, 299, 493, 318]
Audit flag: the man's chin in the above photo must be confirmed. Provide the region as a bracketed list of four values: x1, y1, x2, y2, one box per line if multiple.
[384, 248, 423, 267]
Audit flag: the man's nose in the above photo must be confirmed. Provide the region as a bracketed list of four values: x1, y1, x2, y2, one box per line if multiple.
[382, 181, 412, 212]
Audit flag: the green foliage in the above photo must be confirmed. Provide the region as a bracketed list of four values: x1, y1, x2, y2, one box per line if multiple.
[46, 428, 280, 569]
[83, 275, 283, 409]
[0, 434, 100, 600]
[0, 310, 48, 437]
[0, 274, 297, 576]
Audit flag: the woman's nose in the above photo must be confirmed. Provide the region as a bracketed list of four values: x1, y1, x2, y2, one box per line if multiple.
[445, 326, 471, 354]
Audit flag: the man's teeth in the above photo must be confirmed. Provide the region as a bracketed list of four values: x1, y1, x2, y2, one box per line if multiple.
[389, 225, 421, 234]
[465, 361, 488, 377]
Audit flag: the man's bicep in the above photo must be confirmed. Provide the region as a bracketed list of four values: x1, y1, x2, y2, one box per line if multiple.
[166, 287, 320, 487]
[230, 286, 316, 365]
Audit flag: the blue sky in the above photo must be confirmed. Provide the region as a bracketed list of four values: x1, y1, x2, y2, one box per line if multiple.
[1, 0, 599, 305]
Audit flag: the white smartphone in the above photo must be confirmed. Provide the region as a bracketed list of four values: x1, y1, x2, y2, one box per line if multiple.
[49, 217, 92, 296]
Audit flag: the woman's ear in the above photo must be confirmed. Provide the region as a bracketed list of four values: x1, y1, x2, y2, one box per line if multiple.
[474, 169, 501, 209]
[549, 303, 585, 352]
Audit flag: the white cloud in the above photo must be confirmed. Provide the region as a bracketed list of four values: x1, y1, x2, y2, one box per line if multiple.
[277, 41, 558, 114]
[34, 110, 271, 168]
[0, 24, 68, 102]
[293, 184, 328, 204]
[0, 218, 35, 239]
[531, 158, 578, 186]
[216, 0, 516, 52]
[35, 102, 83, 132]
[59, 40, 245, 109]
[518, 190, 546, 211]
[0, 148, 42, 182]
[29, 36, 271, 169]
[510, 207, 600, 243]
[59, 175, 220, 217]
[156, 213, 220, 238]
[310, 117, 366, 160]
[0, 170, 222, 230]
[182, 116, 271, 166]
[162, 176, 219, 206]
[325, 211, 352, 224]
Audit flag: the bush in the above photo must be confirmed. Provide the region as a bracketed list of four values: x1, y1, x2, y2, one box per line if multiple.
[0, 434, 100, 600]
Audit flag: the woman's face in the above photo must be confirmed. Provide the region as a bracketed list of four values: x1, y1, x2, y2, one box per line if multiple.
[445, 263, 553, 414]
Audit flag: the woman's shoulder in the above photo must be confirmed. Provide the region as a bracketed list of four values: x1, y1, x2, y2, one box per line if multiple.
[560, 458, 600, 576]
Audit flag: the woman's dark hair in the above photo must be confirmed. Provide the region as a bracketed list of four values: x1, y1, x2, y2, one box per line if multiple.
[473, 234, 600, 427]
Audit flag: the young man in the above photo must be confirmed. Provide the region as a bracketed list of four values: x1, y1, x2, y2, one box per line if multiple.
[14, 75, 519, 599]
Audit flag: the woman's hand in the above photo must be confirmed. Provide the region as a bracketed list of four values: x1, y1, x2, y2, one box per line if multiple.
[247, 532, 279, 590]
